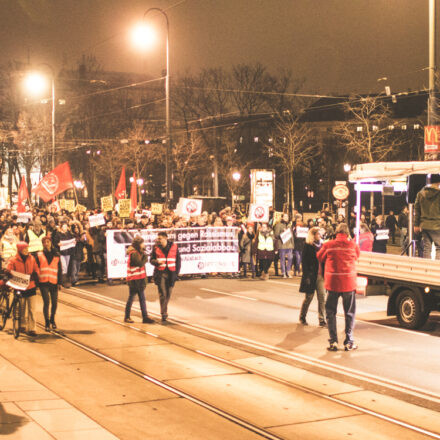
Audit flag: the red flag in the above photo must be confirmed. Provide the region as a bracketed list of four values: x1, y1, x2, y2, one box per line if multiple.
[32, 162, 74, 202]
[17, 177, 29, 213]
[115, 166, 126, 200]
[130, 172, 137, 215]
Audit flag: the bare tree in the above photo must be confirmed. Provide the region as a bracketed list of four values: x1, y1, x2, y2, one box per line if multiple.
[264, 113, 317, 212]
[336, 96, 405, 163]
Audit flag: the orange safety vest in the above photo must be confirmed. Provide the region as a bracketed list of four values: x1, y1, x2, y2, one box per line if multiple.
[37, 252, 59, 285]
[126, 252, 146, 280]
[155, 243, 177, 272]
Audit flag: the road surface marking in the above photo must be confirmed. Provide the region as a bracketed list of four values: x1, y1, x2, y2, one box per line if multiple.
[200, 288, 258, 301]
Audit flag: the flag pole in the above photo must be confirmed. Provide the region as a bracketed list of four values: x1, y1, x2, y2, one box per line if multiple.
[72, 186, 79, 205]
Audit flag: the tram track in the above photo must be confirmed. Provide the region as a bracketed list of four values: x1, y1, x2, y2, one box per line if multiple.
[47, 290, 440, 439]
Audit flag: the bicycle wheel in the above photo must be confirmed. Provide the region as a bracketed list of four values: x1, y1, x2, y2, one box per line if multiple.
[0, 293, 9, 331]
[12, 297, 21, 339]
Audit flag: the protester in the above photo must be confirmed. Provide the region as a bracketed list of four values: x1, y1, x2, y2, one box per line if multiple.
[124, 235, 154, 324]
[299, 227, 326, 327]
[37, 237, 62, 331]
[293, 215, 306, 276]
[371, 215, 387, 254]
[25, 220, 46, 255]
[274, 213, 294, 278]
[150, 231, 181, 322]
[5, 242, 40, 336]
[359, 223, 373, 252]
[255, 223, 275, 280]
[317, 223, 360, 351]
[239, 223, 255, 278]
[1, 224, 18, 265]
[385, 210, 398, 245]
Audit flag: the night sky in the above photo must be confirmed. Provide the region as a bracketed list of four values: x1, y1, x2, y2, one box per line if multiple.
[0, 0, 434, 94]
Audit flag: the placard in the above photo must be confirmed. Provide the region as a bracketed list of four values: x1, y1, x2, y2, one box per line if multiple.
[248, 204, 270, 223]
[59, 238, 76, 251]
[280, 228, 292, 244]
[119, 199, 131, 218]
[7, 270, 30, 291]
[17, 212, 33, 224]
[375, 229, 389, 240]
[101, 195, 114, 212]
[75, 204, 87, 213]
[176, 198, 202, 217]
[89, 213, 106, 228]
[272, 211, 283, 225]
[295, 226, 309, 238]
[59, 199, 66, 210]
[151, 203, 163, 215]
[65, 200, 76, 212]
[250, 169, 274, 207]
[49, 200, 61, 213]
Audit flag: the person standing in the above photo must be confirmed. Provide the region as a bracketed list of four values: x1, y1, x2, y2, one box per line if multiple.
[150, 231, 181, 322]
[37, 237, 62, 331]
[239, 223, 255, 278]
[414, 174, 440, 259]
[125, 235, 154, 324]
[398, 206, 409, 254]
[254, 223, 275, 280]
[25, 220, 46, 256]
[293, 216, 306, 276]
[274, 213, 294, 278]
[385, 211, 398, 245]
[371, 215, 387, 254]
[6, 242, 40, 336]
[299, 227, 326, 327]
[317, 223, 360, 351]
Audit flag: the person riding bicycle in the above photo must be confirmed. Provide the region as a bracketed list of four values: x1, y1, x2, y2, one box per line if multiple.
[5, 242, 40, 336]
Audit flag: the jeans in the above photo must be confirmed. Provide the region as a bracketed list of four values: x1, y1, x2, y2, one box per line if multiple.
[421, 229, 440, 260]
[125, 280, 148, 320]
[40, 284, 58, 324]
[157, 272, 173, 319]
[21, 295, 36, 332]
[293, 250, 302, 272]
[70, 259, 81, 284]
[300, 275, 326, 322]
[93, 253, 106, 280]
[60, 255, 70, 275]
[325, 290, 356, 344]
[279, 249, 293, 275]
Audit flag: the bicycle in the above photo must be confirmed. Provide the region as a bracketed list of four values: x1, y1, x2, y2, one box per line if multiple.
[0, 283, 23, 339]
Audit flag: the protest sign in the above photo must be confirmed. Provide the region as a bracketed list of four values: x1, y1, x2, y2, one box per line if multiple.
[272, 211, 283, 225]
[65, 200, 76, 212]
[89, 213, 106, 228]
[280, 228, 293, 244]
[176, 198, 202, 217]
[248, 204, 270, 223]
[119, 199, 131, 218]
[150, 203, 163, 215]
[295, 226, 309, 238]
[75, 204, 87, 213]
[59, 238, 76, 251]
[376, 229, 389, 240]
[7, 270, 30, 291]
[17, 212, 33, 224]
[101, 195, 114, 212]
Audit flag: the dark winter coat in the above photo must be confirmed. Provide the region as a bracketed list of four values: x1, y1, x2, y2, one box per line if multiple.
[299, 242, 322, 294]
[239, 231, 254, 264]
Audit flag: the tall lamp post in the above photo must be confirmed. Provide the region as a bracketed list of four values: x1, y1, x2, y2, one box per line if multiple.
[132, 8, 171, 205]
[24, 64, 56, 170]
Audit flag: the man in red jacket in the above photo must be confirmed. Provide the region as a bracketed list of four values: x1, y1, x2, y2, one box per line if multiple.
[317, 223, 360, 351]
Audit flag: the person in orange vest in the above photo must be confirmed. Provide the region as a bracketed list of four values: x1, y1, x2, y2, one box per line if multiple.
[5, 242, 40, 336]
[150, 231, 181, 323]
[36, 237, 62, 332]
[125, 235, 154, 324]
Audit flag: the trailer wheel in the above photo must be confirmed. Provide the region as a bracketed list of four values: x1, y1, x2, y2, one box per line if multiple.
[396, 290, 428, 329]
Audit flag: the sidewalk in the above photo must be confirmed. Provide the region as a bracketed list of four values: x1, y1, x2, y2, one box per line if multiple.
[0, 354, 117, 439]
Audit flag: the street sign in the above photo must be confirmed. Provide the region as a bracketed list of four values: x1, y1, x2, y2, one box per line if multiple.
[332, 184, 349, 200]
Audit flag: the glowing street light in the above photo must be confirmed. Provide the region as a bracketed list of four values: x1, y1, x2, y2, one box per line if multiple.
[232, 171, 241, 181]
[344, 163, 351, 172]
[131, 23, 157, 50]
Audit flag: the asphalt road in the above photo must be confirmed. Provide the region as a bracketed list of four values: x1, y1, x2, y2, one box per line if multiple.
[67, 275, 440, 403]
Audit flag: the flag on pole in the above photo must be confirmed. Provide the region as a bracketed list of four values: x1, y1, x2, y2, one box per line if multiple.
[130, 172, 137, 216]
[17, 177, 29, 213]
[32, 162, 74, 202]
[115, 166, 126, 200]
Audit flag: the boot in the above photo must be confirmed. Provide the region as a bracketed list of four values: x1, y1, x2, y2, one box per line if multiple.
[45, 321, 51, 332]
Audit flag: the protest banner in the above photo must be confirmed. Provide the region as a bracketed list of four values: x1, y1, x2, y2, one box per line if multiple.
[119, 199, 131, 218]
[295, 226, 309, 238]
[64, 200, 76, 212]
[280, 228, 293, 244]
[248, 204, 270, 223]
[101, 195, 114, 212]
[106, 227, 239, 278]
[376, 229, 389, 240]
[59, 238, 76, 251]
[7, 270, 30, 291]
[89, 213, 106, 228]
[17, 212, 33, 224]
[150, 203, 163, 215]
[75, 204, 87, 213]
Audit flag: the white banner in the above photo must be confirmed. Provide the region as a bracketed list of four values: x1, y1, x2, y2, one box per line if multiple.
[295, 227, 309, 238]
[176, 198, 202, 217]
[280, 228, 292, 244]
[7, 270, 30, 291]
[376, 229, 389, 240]
[59, 238, 76, 251]
[106, 227, 239, 279]
[251, 169, 274, 207]
[17, 213, 33, 224]
[248, 204, 270, 223]
[89, 214, 106, 228]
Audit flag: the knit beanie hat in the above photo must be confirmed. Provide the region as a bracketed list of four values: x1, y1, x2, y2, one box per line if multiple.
[16, 242, 29, 253]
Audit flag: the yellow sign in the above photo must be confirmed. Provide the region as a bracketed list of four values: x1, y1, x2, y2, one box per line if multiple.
[101, 195, 114, 212]
[119, 199, 131, 218]
[150, 203, 163, 215]
[59, 199, 66, 210]
[75, 204, 87, 213]
[65, 200, 76, 212]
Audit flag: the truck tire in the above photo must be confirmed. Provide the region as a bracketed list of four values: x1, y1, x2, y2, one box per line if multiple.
[396, 289, 429, 329]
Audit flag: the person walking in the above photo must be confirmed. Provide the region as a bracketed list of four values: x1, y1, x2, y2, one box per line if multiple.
[274, 213, 294, 278]
[150, 231, 181, 322]
[317, 223, 360, 351]
[125, 235, 154, 324]
[299, 227, 326, 327]
[5, 242, 40, 336]
[37, 237, 62, 331]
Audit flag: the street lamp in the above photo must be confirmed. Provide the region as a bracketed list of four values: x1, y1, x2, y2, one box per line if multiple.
[24, 65, 56, 170]
[131, 8, 171, 206]
[343, 163, 351, 173]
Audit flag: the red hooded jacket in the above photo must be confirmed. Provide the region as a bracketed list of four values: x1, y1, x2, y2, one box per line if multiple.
[316, 233, 360, 293]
